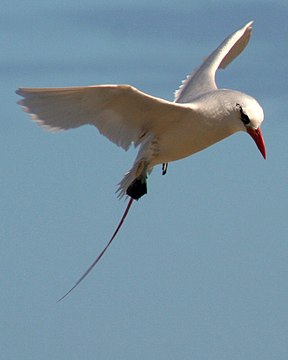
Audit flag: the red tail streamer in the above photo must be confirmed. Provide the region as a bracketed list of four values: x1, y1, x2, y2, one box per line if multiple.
[57, 197, 134, 302]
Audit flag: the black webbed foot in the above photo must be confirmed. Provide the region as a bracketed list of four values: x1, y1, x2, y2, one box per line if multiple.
[162, 163, 168, 175]
[126, 177, 147, 200]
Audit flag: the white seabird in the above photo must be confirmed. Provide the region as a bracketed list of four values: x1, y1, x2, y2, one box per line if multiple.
[16, 21, 266, 300]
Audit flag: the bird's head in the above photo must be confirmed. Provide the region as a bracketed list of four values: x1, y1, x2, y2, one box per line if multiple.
[235, 95, 266, 159]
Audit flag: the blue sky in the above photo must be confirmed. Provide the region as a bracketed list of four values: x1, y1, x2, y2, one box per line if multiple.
[1, 1, 288, 359]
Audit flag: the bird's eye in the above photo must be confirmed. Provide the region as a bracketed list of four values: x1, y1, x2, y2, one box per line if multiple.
[236, 104, 250, 125]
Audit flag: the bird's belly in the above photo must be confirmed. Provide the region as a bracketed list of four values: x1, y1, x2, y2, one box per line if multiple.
[153, 126, 229, 165]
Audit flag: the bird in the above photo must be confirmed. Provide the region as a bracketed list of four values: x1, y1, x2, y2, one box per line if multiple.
[16, 21, 266, 300]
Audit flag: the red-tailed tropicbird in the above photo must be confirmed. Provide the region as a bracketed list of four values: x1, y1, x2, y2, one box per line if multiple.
[16, 21, 266, 301]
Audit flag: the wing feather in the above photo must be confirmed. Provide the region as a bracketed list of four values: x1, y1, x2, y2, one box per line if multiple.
[17, 85, 188, 150]
[175, 21, 253, 103]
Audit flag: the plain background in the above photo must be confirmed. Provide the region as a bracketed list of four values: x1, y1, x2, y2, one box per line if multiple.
[1, 1, 288, 359]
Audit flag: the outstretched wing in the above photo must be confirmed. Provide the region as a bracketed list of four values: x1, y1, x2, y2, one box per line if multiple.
[17, 85, 188, 151]
[175, 21, 253, 103]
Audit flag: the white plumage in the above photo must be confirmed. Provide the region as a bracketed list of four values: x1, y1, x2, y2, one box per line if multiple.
[17, 21, 266, 200]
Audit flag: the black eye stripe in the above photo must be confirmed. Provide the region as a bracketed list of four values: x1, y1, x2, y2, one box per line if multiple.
[241, 111, 250, 125]
[236, 103, 250, 125]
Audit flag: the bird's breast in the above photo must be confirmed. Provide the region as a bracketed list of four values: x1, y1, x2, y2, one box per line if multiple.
[153, 119, 234, 164]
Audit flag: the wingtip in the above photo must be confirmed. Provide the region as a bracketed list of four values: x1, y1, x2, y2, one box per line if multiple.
[245, 21, 254, 30]
[15, 88, 23, 96]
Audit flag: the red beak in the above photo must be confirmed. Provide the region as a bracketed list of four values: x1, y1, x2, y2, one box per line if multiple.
[247, 127, 266, 159]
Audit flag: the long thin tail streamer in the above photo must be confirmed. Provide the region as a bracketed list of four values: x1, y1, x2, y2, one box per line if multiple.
[57, 197, 134, 302]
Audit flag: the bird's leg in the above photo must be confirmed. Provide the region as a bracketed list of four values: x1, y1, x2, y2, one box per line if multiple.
[162, 163, 168, 175]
